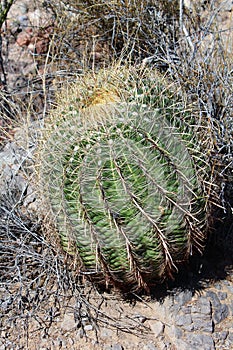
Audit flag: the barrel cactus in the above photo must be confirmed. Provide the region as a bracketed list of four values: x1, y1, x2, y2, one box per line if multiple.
[39, 67, 208, 292]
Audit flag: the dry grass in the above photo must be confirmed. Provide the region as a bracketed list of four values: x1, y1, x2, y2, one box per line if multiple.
[45, 0, 183, 70]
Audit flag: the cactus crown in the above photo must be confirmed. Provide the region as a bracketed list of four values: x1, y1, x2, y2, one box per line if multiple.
[40, 66, 208, 292]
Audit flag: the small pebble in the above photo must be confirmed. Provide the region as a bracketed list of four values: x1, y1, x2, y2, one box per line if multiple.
[17, 15, 28, 28]
[83, 324, 93, 331]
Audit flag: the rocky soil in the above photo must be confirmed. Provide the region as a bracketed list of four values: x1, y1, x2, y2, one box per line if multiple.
[0, 1, 233, 349]
[1, 277, 233, 350]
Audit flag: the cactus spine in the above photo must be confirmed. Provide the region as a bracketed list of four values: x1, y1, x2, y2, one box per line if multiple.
[40, 67, 208, 292]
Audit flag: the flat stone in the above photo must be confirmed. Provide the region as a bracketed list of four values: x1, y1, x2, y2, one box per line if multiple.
[175, 314, 192, 327]
[191, 298, 211, 316]
[192, 318, 213, 333]
[213, 304, 229, 324]
[149, 320, 164, 337]
[186, 334, 215, 350]
[60, 313, 76, 332]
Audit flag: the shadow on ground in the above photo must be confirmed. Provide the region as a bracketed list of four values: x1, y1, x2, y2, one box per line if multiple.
[147, 205, 233, 300]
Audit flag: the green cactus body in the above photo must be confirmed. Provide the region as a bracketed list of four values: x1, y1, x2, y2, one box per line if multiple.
[40, 75, 207, 292]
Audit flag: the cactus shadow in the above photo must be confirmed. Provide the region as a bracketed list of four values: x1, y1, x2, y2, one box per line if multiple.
[147, 210, 233, 301]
